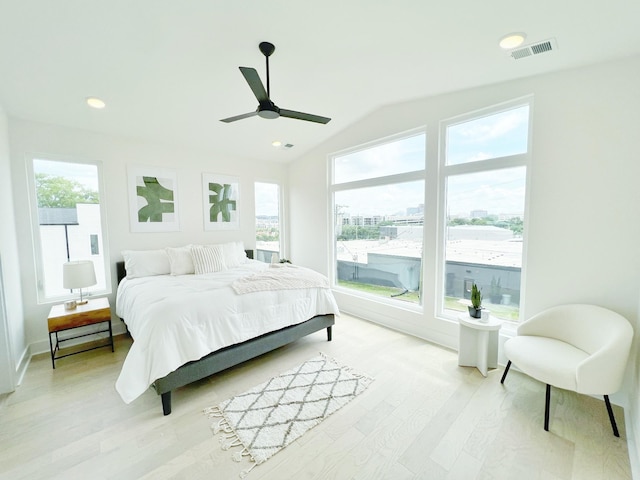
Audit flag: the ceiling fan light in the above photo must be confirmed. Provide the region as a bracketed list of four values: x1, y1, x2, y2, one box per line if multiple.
[499, 32, 526, 50]
[258, 109, 279, 119]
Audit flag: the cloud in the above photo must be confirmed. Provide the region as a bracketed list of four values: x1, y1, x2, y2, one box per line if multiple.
[334, 133, 425, 183]
[446, 105, 529, 164]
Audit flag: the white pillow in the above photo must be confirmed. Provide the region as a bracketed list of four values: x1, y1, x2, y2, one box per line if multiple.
[165, 245, 195, 275]
[191, 244, 226, 274]
[122, 249, 171, 279]
[222, 241, 247, 268]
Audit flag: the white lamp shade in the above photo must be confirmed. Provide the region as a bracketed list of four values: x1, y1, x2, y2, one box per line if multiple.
[63, 261, 97, 289]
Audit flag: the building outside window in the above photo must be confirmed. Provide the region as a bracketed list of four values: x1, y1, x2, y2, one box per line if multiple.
[27, 157, 110, 302]
[440, 100, 531, 321]
[331, 131, 426, 305]
[255, 182, 281, 263]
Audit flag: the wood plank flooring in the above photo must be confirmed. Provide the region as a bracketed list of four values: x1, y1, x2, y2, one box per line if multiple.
[0, 314, 632, 479]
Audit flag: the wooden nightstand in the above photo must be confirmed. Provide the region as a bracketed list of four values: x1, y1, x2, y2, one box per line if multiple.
[47, 297, 114, 369]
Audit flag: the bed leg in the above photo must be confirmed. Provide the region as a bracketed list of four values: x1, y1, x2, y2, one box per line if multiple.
[161, 391, 172, 415]
[327, 326, 332, 341]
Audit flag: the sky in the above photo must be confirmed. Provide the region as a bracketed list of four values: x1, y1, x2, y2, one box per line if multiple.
[255, 181, 279, 217]
[446, 105, 529, 165]
[333, 105, 529, 218]
[335, 181, 424, 217]
[446, 167, 526, 217]
[33, 159, 100, 191]
[334, 133, 425, 184]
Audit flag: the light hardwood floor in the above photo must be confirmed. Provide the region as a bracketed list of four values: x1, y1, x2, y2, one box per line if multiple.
[0, 314, 632, 480]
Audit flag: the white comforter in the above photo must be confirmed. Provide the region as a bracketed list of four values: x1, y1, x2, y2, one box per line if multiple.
[115, 261, 339, 404]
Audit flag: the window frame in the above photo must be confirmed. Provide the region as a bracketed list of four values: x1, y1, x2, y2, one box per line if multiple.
[329, 127, 427, 311]
[25, 153, 112, 304]
[436, 96, 533, 322]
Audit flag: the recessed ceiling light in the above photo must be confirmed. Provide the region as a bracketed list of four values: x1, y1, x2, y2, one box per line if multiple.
[86, 97, 106, 109]
[272, 140, 282, 147]
[499, 33, 527, 50]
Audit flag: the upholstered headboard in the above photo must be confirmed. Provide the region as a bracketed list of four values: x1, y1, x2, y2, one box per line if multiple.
[116, 249, 254, 284]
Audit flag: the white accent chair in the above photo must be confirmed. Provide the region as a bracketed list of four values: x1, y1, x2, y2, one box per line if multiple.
[500, 304, 633, 436]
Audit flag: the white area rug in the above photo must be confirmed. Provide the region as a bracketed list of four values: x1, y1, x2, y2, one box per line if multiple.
[204, 353, 373, 478]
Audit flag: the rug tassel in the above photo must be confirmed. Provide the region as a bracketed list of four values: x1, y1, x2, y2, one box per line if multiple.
[240, 463, 257, 479]
[232, 447, 249, 462]
[319, 352, 373, 384]
[220, 437, 243, 451]
[213, 419, 234, 435]
[203, 406, 222, 416]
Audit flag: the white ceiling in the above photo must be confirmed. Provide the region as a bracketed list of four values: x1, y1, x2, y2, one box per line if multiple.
[1, 1, 639, 163]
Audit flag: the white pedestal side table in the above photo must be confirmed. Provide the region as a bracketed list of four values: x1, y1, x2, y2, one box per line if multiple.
[457, 313, 502, 377]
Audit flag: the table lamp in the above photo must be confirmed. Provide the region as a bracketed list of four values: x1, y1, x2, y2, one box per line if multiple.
[63, 260, 96, 305]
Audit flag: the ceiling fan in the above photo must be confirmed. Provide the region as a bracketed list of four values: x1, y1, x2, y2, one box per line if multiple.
[220, 41, 331, 125]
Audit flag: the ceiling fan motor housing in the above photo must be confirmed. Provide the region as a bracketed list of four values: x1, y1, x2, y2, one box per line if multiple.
[258, 101, 280, 119]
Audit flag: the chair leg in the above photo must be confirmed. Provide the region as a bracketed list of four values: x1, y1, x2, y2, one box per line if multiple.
[604, 395, 620, 437]
[544, 384, 551, 431]
[500, 360, 512, 384]
[499, 363, 553, 433]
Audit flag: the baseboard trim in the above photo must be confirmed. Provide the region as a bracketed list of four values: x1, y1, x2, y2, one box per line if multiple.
[15, 344, 30, 387]
[624, 409, 640, 478]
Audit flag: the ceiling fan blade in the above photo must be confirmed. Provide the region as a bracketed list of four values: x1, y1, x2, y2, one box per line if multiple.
[220, 111, 258, 123]
[279, 109, 331, 124]
[239, 67, 269, 103]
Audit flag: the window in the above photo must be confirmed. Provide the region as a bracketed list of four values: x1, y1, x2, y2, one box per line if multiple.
[331, 132, 425, 305]
[440, 100, 531, 321]
[28, 157, 110, 302]
[90, 234, 100, 255]
[255, 182, 281, 263]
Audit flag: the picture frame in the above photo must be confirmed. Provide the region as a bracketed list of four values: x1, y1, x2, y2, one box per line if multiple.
[202, 173, 239, 230]
[127, 165, 180, 232]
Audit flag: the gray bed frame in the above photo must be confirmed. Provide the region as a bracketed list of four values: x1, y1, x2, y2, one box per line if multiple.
[115, 252, 335, 415]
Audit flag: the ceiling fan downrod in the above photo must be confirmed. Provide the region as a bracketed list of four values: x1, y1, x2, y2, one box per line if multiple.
[259, 41, 275, 98]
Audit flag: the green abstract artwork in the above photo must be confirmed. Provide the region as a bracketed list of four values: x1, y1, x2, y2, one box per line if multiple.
[208, 182, 236, 222]
[203, 173, 239, 231]
[137, 176, 175, 222]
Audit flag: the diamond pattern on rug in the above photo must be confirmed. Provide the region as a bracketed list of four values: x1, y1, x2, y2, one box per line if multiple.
[205, 353, 373, 477]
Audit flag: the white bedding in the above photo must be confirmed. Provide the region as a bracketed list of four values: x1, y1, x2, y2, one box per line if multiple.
[115, 260, 339, 404]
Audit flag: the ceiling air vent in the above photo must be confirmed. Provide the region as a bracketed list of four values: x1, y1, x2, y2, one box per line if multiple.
[509, 38, 557, 60]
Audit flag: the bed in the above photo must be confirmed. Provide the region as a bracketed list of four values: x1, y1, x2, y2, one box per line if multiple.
[115, 244, 338, 415]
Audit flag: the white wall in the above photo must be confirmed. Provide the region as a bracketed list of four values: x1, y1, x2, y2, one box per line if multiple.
[8, 118, 287, 354]
[289, 55, 640, 468]
[0, 106, 26, 390]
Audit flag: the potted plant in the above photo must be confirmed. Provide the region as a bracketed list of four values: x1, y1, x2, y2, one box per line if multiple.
[468, 283, 483, 318]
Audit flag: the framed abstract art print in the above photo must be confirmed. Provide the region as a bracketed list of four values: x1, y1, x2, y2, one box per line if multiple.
[127, 165, 180, 232]
[202, 173, 239, 230]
